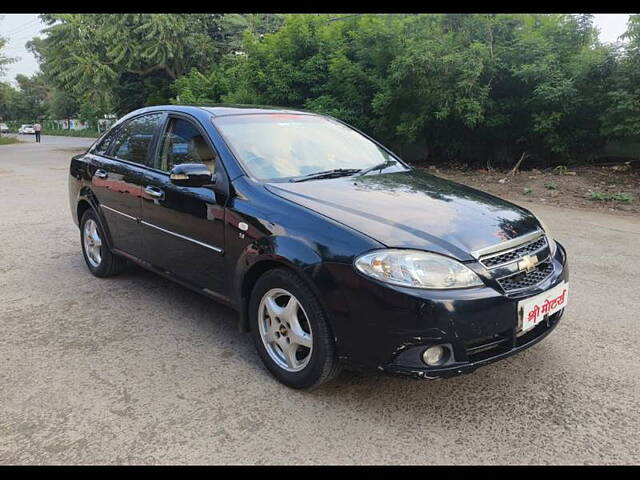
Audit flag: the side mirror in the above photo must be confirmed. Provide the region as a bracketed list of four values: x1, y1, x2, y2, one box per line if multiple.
[169, 163, 213, 187]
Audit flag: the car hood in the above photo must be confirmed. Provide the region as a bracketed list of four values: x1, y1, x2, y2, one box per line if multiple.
[265, 169, 542, 260]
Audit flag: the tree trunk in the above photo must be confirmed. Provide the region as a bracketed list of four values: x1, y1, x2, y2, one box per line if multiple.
[499, 151, 528, 183]
[507, 151, 527, 176]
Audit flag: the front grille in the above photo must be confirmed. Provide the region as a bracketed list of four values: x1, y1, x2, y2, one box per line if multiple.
[480, 235, 548, 268]
[498, 260, 554, 292]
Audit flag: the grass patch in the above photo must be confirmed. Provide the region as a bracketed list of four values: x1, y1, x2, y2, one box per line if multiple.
[544, 182, 558, 190]
[588, 191, 634, 203]
[0, 136, 21, 145]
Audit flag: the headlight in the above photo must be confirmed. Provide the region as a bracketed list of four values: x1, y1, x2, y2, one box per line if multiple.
[354, 249, 483, 289]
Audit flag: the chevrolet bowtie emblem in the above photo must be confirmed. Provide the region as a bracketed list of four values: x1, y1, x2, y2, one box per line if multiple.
[518, 255, 538, 273]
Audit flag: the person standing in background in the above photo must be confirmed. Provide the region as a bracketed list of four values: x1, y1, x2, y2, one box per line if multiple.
[34, 122, 42, 143]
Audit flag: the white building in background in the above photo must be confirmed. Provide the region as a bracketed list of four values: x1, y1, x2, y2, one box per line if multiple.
[51, 118, 89, 130]
[97, 114, 117, 132]
[49, 114, 117, 132]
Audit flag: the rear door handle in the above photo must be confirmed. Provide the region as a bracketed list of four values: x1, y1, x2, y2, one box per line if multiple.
[144, 185, 164, 200]
[94, 169, 108, 179]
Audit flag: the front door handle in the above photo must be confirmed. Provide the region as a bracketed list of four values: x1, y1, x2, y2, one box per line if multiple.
[94, 169, 108, 179]
[144, 185, 164, 200]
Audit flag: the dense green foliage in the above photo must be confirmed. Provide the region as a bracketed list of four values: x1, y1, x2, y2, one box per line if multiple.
[29, 14, 283, 117]
[0, 18, 16, 78]
[2, 13, 640, 166]
[0, 14, 282, 127]
[173, 13, 636, 166]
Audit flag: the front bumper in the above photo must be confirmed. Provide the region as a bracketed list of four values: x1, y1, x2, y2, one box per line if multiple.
[325, 241, 568, 378]
[384, 308, 563, 379]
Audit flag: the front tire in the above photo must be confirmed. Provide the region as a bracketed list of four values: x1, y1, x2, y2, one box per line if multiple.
[80, 209, 126, 277]
[250, 268, 341, 389]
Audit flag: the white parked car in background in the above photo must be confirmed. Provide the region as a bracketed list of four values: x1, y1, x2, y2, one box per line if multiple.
[0, 123, 9, 133]
[18, 124, 35, 134]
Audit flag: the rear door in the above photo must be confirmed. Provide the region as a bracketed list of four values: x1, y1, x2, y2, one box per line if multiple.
[140, 114, 227, 294]
[89, 112, 164, 260]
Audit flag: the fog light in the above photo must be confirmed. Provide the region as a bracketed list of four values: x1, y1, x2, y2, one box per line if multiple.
[422, 345, 447, 366]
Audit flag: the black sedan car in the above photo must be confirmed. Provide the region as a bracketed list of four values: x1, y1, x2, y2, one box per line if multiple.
[69, 105, 568, 389]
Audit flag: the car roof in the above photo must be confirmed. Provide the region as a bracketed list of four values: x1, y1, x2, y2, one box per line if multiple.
[125, 104, 317, 118]
[199, 105, 315, 117]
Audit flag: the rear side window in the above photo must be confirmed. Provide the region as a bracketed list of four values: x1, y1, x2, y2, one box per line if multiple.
[110, 113, 163, 166]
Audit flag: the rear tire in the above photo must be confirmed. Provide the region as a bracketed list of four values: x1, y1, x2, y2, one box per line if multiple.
[249, 268, 341, 389]
[80, 209, 126, 277]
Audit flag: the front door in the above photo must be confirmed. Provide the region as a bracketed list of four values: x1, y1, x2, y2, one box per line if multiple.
[140, 115, 226, 295]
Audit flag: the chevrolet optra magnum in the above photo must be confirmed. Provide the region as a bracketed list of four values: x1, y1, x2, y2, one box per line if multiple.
[69, 105, 569, 389]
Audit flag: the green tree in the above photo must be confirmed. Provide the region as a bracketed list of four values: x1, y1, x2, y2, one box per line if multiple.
[464, 14, 614, 165]
[0, 24, 18, 127]
[48, 89, 79, 127]
[8, 73, 51, 122]
[31, 14, 283, 117]
[175, 13, 620, 165]
[601, 15, 640, 139]
[0, 23, 17, 78]
[0, 81, 17, 125]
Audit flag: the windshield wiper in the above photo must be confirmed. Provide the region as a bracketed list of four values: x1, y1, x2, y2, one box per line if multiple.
[289, 168, 361, 183]
[355, 159, 398, 177]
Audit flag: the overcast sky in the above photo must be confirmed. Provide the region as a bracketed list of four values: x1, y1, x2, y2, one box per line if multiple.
[0, 13, 634, 85]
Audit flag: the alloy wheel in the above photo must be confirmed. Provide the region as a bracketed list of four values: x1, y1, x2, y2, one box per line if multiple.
[83, 218, 102, 268]
[258, 288, 313, 372]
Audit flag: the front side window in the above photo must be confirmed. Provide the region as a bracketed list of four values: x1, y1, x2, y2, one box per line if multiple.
[157, 117, 217, 173]
[110, 113, 163, 166]
[213, 114, 402, 181]
[92, 127, 120, 156]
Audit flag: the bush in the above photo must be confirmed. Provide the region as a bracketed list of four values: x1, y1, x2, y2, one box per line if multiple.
[587, 192, 634, 202]
[41, 129, 100, 138]
[0, 136, 21, 145]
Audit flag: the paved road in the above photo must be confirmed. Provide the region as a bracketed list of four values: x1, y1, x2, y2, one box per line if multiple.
[2, 133, 96, 148]
[1, 137, 639, 464]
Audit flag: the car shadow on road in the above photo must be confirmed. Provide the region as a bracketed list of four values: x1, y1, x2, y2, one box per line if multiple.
[94, 262, 558, 405]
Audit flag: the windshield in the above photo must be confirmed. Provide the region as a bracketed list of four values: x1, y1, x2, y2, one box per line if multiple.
[213, 114, 404, 181]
